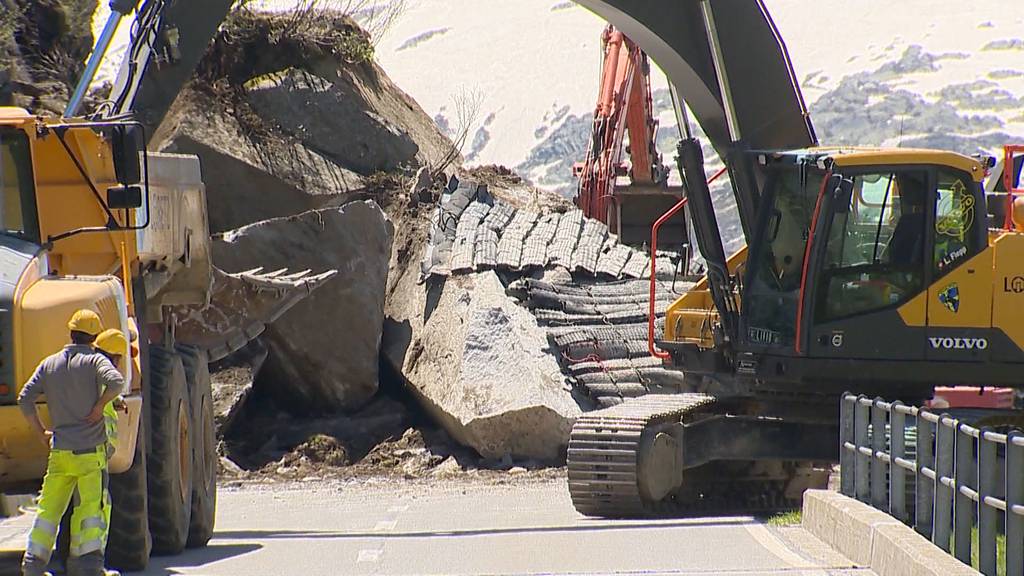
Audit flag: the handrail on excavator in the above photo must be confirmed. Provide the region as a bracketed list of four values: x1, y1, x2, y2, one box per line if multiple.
[648, 166, 728, 360]
[1003, 145, 1024, 230]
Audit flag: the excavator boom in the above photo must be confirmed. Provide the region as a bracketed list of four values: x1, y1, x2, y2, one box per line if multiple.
[106, 0, 235, 135]
[572, 0, 816, 292]
[576, 0, 816, 156]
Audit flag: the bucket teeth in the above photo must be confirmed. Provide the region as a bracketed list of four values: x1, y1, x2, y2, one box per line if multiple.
[171, 266, 337, 362]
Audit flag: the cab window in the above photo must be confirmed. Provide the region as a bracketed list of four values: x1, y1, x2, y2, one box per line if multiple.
[816, 170, 928, 322]
[742, 167, 826, 347]
[0, 128, 39, 242]
[933, 170, 981, 276]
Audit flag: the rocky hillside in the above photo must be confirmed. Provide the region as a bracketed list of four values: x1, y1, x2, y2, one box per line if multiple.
[153, 9, 457, 232]
[0, 0, 95, 113]
[372, 0, 1024, 252]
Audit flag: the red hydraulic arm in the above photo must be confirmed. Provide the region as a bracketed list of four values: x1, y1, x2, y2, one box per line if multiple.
[1003, 145, 1024, 230]
[575, 25, 664, 226]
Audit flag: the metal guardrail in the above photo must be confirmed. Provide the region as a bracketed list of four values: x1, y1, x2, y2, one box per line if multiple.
[840, 393, 1023, 576]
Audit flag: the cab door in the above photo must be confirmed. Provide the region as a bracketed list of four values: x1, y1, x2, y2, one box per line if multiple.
[925, 168, 991, 361]
[808, 169, 930, 360]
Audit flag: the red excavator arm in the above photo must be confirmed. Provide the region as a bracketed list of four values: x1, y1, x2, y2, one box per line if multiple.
[574, 25, 682, 248]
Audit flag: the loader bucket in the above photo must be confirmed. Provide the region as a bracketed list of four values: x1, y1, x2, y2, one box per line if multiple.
[171, 267, 337, 362]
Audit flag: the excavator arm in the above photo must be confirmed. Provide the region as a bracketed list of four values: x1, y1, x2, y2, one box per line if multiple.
[574, 0, 816, 345]
[575, 0, 815, 156]
[67, 0, 235, 136]
[575, 26, 668, 238]
[105, 0, 235, 135]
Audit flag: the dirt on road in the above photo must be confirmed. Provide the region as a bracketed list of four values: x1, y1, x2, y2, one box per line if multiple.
[219, 418, 565, 488]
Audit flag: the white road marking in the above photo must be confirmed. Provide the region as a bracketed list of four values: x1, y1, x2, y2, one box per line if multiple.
[387, 505, 409, 513]
[743, 524, 817, 569]
[357, 549, 384, 563]
[374, 520, 398, 531]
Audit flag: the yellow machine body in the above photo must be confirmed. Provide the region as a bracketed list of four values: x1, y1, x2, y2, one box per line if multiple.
[663, 147, 1024, 357]
[0, 108, 148, 487]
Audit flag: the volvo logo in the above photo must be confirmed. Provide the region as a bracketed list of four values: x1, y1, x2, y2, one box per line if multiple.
[928, 337, 988, 350]
[1004, 276, 1024, 293]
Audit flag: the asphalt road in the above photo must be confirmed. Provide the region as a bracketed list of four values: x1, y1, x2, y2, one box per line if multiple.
[126, 477, 872, 576]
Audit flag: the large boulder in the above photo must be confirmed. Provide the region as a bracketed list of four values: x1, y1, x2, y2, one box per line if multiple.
[213, 200, 394, 413]
[154, 89, 361, 233]
[384, 266, 583, 463]
[245, 62, 451, 176]
[152, 10, 456, 234]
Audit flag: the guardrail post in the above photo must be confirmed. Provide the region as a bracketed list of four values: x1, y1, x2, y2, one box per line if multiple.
[934, 415, 954, 552]
[890, 401, 907, 523]
[953, 422, 974, 565]
[855, 396, 870, 503]
[977, 428, 998, 576]
[871, 398, 887, 510]
[841, 394, 855, 497]
[1008, 431, 1023, 576]
[916, 411, 935, 539]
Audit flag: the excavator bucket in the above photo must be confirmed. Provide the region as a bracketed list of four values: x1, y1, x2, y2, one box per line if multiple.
[171, 266, 337, 362]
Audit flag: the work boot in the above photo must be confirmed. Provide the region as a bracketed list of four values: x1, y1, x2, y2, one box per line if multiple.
[64, 552, 105, 576]
[21, 552, 50, 576]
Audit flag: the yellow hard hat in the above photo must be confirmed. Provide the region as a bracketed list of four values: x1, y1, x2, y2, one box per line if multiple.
[95, 329, 128, 356]
[67, 309, 102, 336]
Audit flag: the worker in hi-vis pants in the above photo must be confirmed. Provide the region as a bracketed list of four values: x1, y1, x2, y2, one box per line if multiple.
[18, 310, 126, 576]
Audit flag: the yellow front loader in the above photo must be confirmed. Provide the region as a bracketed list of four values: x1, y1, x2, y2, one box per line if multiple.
[0, 107, 332, 570]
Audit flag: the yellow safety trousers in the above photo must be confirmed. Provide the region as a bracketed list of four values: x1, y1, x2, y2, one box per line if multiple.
[25, 446, 109, 563]
[103, 402, 118, 458]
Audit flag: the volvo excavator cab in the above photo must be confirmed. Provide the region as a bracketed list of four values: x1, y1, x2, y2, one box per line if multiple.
[662, 148, 1006, 398]
[552, 0, 1024, 519]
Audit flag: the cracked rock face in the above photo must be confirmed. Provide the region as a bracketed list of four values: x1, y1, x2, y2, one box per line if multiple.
[385, 269, 583, 462]
[213, 200, 394, 413]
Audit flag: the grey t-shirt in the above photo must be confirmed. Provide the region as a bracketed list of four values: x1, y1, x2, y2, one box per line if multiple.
[18, 344, 126, 451]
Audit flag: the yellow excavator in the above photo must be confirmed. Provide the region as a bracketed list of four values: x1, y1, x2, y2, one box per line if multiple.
[0, 1, 333, 569]
[565, 0, 1024, 516]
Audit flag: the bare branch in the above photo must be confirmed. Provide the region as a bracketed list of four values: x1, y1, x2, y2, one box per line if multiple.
[431, 86, 483, 177]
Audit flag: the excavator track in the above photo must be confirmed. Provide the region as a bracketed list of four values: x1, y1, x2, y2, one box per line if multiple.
[569, 393, 822, 517]
[568, 393, 716, 516]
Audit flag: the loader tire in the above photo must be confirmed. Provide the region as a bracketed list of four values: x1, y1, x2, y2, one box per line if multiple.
[106, 412, 152, 571]
[177, 345, 217, 548]
[146, 345, 193, 555]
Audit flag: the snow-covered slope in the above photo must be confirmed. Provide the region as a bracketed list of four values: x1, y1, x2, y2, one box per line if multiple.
[371, 0, 1023, 192]
[91, 0, 1024, 247]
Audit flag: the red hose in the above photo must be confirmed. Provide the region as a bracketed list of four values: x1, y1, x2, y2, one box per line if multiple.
[794, 172, 831, 355]
[648, 166, 728, 360]
[1004, 145, 1024, 230]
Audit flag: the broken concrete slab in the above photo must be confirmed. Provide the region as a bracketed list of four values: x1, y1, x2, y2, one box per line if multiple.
[213, 200, 394, 413]
[384, 269, 585, 463]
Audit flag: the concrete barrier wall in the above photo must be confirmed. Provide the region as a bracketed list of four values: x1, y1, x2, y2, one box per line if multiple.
[801, 490, 979, 576]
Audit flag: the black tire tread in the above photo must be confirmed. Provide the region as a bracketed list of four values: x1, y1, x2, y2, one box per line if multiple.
[177, 345, 217, 548]
[106, 411, 152, 571]
[146, 345, 193, 555]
